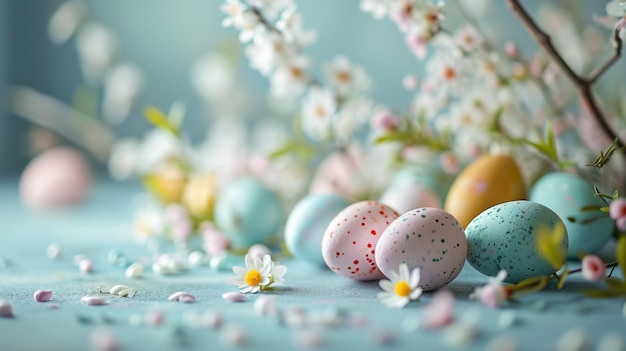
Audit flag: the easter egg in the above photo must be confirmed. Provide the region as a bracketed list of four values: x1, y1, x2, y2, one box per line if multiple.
[390, 165, 454, 204]
[321, 200, 400, 281]
[375, 208, 467, 291]
[214, 178, 284, 250]
[444, 154, 526, 228]
[19, 146, 91, 209]
[379, 183, 441, 214]
[529, 172, 615, 259]
[465, 200, 568, 283]
[181, 172, 217, 222]
[285, 193, 350, 266]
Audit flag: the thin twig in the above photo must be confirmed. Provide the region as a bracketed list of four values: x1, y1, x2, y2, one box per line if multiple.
[589, 28, 623, 85]
[506, 0, 625, 151]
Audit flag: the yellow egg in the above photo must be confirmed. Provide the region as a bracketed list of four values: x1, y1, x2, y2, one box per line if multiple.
[182, 173, 218, 221]
[444, 154, 526, 228]
[143, 162, 187, 204]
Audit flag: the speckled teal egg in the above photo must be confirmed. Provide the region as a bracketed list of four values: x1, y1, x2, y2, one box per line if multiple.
[529, 172, 615, 259]
[285, 193, 350, 266]
[214, 178, 284, 250]
[465, 200, 568, 283]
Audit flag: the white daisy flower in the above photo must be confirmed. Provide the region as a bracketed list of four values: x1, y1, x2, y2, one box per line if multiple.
[377, 263, 422, 309]
[301, 87, 336, 141]
[229, 254, 272, 293]
[269, 259, 288, 286]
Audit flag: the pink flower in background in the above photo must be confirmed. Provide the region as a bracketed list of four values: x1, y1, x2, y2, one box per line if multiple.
[609, 198, 626, 231]
[423, 289, 455, 329]
[202, 224, 231, 256]
[581, 255, 606, 282]
[405, 28, 430, 59]
[504, 41, 519, 58]
[470, 270, 511, 308]
[371, 108, 399, 132]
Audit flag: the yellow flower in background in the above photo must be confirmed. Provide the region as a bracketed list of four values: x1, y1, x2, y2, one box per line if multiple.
[536, 222, 567, 270]
[143, 161, 188, 204]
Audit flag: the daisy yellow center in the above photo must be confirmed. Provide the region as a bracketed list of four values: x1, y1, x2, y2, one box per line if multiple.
[394, 281, 411, 297]
[245, 269, 262, 286]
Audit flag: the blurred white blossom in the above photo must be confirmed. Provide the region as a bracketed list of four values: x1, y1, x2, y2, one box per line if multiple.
[75, 23, 117, 81]
[48, 1, 86, 44]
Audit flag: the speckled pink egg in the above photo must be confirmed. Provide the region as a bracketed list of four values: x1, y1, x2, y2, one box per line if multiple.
[321, 200, 400, 281]
[375, 207, 467, 291]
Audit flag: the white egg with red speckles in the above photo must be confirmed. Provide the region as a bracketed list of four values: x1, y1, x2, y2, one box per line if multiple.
[375, 207, 467, 291]
[321, 200, 400, 281]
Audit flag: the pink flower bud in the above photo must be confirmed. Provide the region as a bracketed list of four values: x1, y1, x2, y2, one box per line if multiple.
[371, 109, 399, 132]
[504, 41, 519, 58]
[479, 284, 508, 308]
[581, 255, 606, 282]
[609, 198, 626, 220]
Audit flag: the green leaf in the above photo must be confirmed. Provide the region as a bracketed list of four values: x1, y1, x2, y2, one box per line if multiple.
[605, 277, 626, 289]
[144, 105, 179, 137]
[557, 269, 569, 290]
[374, 131, 413, 144]
[582, 288, 625, 298]
[613, 189, 620, 200]
[579, 205, 603, 212]
[510, 275, 549, 296]
[617, 235, 626, 279]
[536, 222, 567, 269]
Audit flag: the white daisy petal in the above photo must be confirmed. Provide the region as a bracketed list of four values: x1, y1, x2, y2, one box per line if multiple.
[409, 267, 420, 287]
[244, 254, 254, 270]
[379, 279, 394, 292]
[399, 263, 410, 281]
[409, 287, 423, 300]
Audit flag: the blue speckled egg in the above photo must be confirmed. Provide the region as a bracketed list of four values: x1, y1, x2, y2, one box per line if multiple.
[465, 200, 568, 283]
[529, 172, 615, 259]
[214, 178, 284, 250]
[375, 208, 467, 291]
[285, 193, 350, 266]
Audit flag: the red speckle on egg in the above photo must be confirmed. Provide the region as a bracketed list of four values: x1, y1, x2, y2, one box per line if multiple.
[352, 241, 356, 245]
[353, 260, 359, 265]
[370, 230, 376, 235]
[379, 211, 384, 215]
[361, 223, 366, 226]
[367, 243, 372, 248]
[336, 252, 340, 258]
[371, 250, 375, 254]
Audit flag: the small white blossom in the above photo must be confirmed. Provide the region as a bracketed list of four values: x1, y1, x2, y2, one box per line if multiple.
[324, 55, 371, 96]
[301, 87, 337, 141]
[606, 0, 626, 17]
[221, 0, 247, 28]
[359, 0, 389, 20]
[270, 55, 310, 97]
[228, 254, 272, 293]
[276, 5, 317, 46]
[75, 23, 116, 81]
[48, 1, 86, 44]
[377, 263, 422, 309]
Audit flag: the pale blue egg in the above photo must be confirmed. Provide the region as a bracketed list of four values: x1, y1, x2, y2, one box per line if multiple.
[214, 178, 284, 250]
[465, 200, 567, 283]
[284, 193, 349, 266]
[529, 172, 615, 259]
[390, 165, 454, 205]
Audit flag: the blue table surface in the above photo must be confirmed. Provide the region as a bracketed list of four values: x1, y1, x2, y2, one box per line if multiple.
[0, 178, 625, 351]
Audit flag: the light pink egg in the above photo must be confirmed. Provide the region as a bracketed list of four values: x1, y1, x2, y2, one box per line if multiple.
[19, 147, 91, 209]
[321, 200, 400, 281]
[375, 207, 467, 291]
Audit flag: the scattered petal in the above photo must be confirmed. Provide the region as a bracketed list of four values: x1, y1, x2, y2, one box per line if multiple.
[168, 292, 196, 303]
[293, 329, 324, 348]
[220, 324, 247, 346]
[47, 243, 61, 259]
[423, 289, 455, 329]
[281, 307, 308, 329]
[222, 291, 247, 303]
[443, 323, 477, 347]
[202, 310, 223, 329]
[144, 310, 165, 327]
[125, 262, 144, 278]
[89, 327, 118, 351]
[34, 290, 53, 302]
[254, 295, 277, 316]
[187, 251, 206, 267]
[79, 259, 94, 273]
[109, 285, 130, 296]
[556, 327, 588, 351]
[81, 296, 107, 306]
[0, 301, 14, 318]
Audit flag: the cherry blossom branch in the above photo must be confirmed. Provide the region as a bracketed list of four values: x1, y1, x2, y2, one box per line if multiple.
[589, 28, 623, 85]
[506, 0, 625, 151]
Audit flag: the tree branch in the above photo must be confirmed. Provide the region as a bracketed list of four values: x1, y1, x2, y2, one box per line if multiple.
[506, 0, 625, 151]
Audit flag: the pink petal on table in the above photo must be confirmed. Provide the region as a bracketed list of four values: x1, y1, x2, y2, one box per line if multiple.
[33, 290, 53, 302]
